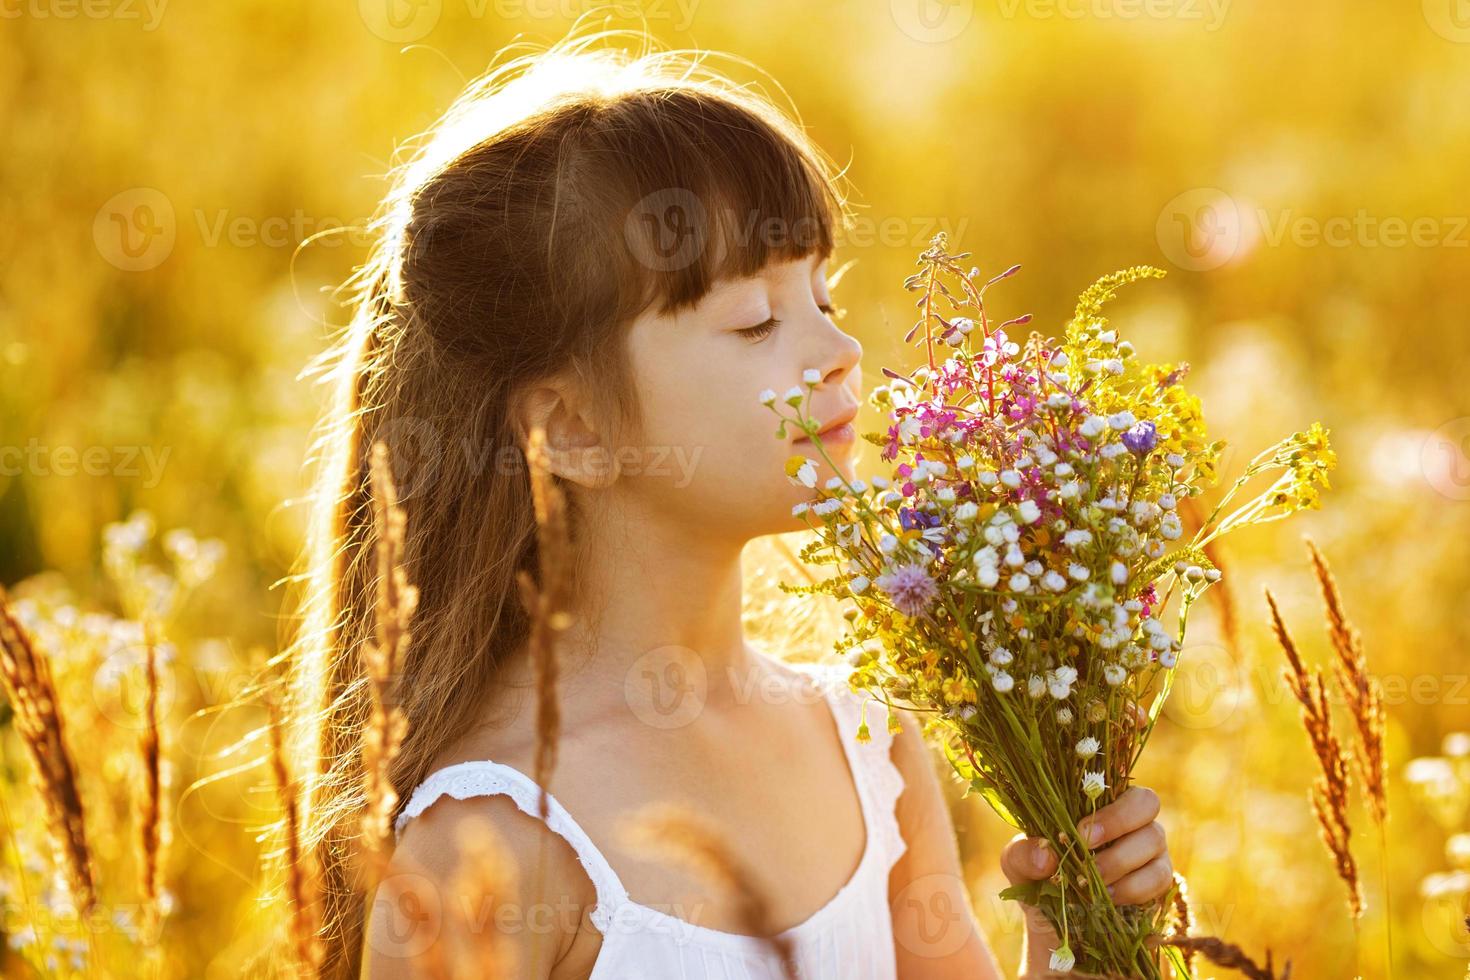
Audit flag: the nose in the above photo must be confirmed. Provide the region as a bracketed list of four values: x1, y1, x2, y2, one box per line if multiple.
[811, 325, 863, 390]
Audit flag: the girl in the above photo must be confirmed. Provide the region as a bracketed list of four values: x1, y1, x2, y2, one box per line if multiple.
[291, 27, 1173, 980]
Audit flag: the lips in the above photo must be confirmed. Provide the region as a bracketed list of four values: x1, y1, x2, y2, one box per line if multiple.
[794, 404, 860, 442]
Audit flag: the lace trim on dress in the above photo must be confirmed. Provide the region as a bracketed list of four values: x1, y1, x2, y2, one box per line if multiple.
[797, 660, 910, 868]
[393, 761, 631, 933]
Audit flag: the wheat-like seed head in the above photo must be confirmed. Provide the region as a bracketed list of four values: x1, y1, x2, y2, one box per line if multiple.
[1157, 935, 1292, 980]
[620, 802, 799, 980]
[445, 817, 517, 978]
[359, 441, 418, 890]
[1166, 871, 1195, 971]
[0, 584, 98, 915]
[138, 621, 165, 938]
[518, 423, 572, 822]
[1305, 538, 1387, 827]
[1267, 588, 1363, 919]
[266, 688, 325, 976]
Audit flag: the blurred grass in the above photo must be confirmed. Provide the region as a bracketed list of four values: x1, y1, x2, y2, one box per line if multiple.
[2, 1, 1468, 976]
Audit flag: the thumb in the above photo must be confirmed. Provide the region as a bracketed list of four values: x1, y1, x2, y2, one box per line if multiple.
[1000, 832, 1057, 886]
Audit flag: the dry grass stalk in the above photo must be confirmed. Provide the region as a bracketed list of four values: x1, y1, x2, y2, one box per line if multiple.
[138, 621, 165, 938]
[621, 803, 798, 980]
[1167, 871, 1195, 972]
[1266, 588, 1363, 919]
[1303, 538, 1394, 976]
[1304, 538, 1387, 826]
[378, 872, 451, 980]
[445, 817, 517, 978]
[1157, 936, 1292, 979]
[515, 422, 573, 821]
[359, 441, 418, 888]
[0, 584, 97, 915]
[266, 688, 324, 976]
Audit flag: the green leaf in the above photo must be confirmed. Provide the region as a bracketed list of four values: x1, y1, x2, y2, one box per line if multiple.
[998, 880, 1044, 904]
[974, 782, 1025, 829]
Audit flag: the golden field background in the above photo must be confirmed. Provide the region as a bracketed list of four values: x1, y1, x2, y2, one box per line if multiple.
[2, 0, 1468, 976]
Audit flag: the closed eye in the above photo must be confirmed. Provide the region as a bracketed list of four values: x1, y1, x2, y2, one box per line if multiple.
[736, 304, 837, 343]
[736, 317, 778, 343]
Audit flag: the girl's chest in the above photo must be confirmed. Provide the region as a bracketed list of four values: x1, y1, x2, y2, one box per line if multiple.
[557, 699, 871, 939]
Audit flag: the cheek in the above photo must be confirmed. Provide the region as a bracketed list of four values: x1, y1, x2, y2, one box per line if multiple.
[621, 332, 861, 533]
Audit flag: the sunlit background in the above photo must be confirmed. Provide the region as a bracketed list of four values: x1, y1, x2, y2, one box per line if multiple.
[2, 0, 1468, 976]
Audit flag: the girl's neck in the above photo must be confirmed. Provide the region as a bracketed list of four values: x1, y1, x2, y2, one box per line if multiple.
[551, 503, 760, 709]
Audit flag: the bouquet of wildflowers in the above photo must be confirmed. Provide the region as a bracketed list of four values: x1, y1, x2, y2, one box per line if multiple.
[766, 235, 1336, 978]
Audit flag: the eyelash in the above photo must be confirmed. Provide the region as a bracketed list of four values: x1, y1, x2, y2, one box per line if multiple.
[737, 304, 837, 343]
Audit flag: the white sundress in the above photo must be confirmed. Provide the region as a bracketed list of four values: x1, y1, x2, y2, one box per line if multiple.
[393, 661, 910, 979]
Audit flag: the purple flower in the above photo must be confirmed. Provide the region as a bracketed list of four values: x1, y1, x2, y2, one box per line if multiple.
[875, 563, 939, 618]
[1121, 420, 1158, 456]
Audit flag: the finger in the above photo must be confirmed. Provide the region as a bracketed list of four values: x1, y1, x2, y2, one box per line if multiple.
[1077, 785, 1160, 848]
[1106, 853, 1173, 905]
[1092, 821, 1166, 885]
[1000, 832, 1058, 885]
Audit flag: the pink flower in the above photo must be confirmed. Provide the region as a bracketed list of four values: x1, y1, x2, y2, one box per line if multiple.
[875, 563, 939, 618]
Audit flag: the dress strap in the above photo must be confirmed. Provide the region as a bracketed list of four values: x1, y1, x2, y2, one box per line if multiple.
[394, 759, 631, 932]
[797, 660, 910, 867]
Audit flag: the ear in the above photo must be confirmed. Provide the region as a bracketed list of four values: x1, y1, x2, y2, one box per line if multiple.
[512, 378, 619, 489]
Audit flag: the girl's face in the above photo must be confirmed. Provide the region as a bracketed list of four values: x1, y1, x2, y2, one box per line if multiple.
[618, 251, 865, 544]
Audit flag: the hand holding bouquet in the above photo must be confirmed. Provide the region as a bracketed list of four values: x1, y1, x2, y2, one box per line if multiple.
[767, 235, 1336, 977]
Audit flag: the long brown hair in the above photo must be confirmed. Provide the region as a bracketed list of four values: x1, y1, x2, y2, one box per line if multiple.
[275, 27, 852, 977]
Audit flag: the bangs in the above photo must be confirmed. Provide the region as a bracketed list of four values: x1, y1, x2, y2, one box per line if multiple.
[582, 87, 847, 320]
